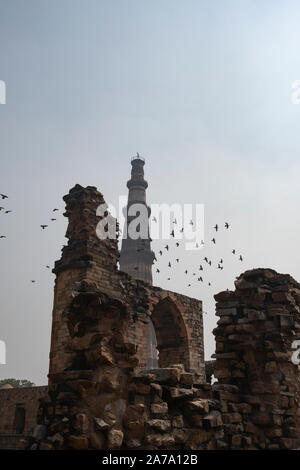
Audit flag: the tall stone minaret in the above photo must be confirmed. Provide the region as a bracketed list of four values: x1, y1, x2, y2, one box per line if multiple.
[119, 154, 155, 284]
[119, 154, 158, 368]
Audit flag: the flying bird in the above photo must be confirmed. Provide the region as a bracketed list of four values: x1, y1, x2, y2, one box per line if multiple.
[31, 280, 36, 283]
[189, 220, 194, 225]
[0, 194, 8, 199]
[0, 207, 4, 211]
[50, 218, 56, 221]
[225, 222, 230, 229]
[165, 245, 169, 251]
[152, 216, 157, 223]
[180, 228, 184, 233]
[46, 266, 50, 269]
[40, 225, 48, 229]
[185, 270, 188, 274]
[211, 238, 216, 244]
[239, 255, 243, 261]
[204, 257, 208, 263]
[168, 262, 171, 268]
[0, 235, 6, 239]
[156, 268, 160, 273]
[214, 224, 218, 232]
[232, 249, 236, 254]
[170, 230, 175, 238]
[159, 250, 163, 256]
[199, 265, 203, 271]
[198, 277, 203, 282]
[5, 210, 12, 214]
[176, 259, 179, 263]
[53, 208, 59, 212]
[176, 242, 179, 247]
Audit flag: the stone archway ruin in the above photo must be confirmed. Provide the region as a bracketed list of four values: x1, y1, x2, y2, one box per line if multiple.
[150, 297, 190, 369]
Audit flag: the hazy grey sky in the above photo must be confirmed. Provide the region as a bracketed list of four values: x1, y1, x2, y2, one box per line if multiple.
[1, 0, 300, 384]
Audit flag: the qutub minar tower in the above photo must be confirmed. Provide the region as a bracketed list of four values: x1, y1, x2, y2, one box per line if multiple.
[119, 153, 158, 367]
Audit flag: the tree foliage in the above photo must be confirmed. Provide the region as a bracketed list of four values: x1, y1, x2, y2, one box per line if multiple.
[0, 378, 35, 388]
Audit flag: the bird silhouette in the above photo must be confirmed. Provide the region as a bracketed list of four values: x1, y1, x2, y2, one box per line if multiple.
[180, 228, 184, 233]
[204, 257, 208, 263]
[53, 208, 59, 212]
[0, 207, 4, 211]
[165, 245, 169, 251]
[199, 265, 203, 271]
[208, 260, 212, 266]
[40, 225, 48, 229]
[211, 238, 216, 244]
[185, 270, 188, 274]
[46, 266, 50, 269]
[214, 224, 218, 231]
[152, 216, 157, 222]
[189, 220, 194, 225]
[176, 242, 179, 247]
[176, 258, 179, 263]
[156, 268, 160, 273]
[198, 277, 203, 282]
[239, 255, 243, 261]
[168, 262, 171, 267]
[31, 280, 36, 283]
[50, 218, 56, 221]
[170, 230, 175, 238]
[225, 222, 230, 229]
[232, 249, 236, 254]
[5, 210, 12, 214]
[173, 219, 177, 225]
[0, 194, 8, 199]
[0, 235, 6, 239]
[219, 259, 223, 264]
[159, 250, 163, 256]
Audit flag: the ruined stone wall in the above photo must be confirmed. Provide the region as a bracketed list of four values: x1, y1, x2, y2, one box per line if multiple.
[14, 184, 300, 451]
[49, 185, 204, 378]
[213, 269, 300, 449]
[0, 386, 47, 449]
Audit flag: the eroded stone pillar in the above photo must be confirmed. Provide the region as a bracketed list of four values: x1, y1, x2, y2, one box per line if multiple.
[213, 268, 300, 450]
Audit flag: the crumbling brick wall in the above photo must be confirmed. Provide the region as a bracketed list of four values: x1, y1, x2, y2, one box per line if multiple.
[17, 185, 300, 451]
[213, 269, 300, 449]
[49, 185, 204, 377]
[0, 386, 47, 449]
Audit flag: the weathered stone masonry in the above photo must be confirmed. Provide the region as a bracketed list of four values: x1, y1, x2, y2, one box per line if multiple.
[213, 269, 300, 449]
[14, 185, 300, 450]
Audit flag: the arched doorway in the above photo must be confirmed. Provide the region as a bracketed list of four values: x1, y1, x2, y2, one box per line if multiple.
[13, 405, 26, 434]
[146, 319, 159, 368]
[151, 297, 190, 370]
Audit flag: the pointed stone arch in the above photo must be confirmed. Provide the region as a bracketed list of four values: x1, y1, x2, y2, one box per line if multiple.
[150, 297, 190, 370]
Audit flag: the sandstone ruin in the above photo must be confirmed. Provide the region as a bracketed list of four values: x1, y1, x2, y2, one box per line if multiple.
[1, 182, 300, 450]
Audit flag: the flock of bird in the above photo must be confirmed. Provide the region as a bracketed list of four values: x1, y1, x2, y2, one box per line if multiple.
[148, 218, 244, 289]
[0, 193, 60, 282]
[1, 193, 245, 290]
